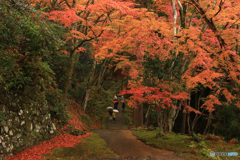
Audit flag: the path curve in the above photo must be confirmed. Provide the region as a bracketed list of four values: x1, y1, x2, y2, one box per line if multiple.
[94, 109, 184, 160]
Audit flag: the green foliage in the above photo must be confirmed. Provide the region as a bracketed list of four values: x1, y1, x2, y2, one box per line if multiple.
[192, 132, 203, 143]
[189, 141, 216, 159]
[47, 53, 69, 90]
[0, 1, 71, 127]
[62, 52, 93, 98]
[102, 81, 115, 90]
[0, 49, 31, 90]
[156, 128, 165, 138]
[78, 112, 94, 128]
[142, 55, 186, 86]
[126, 109, 133, 126]
[0, 108, 6, 122]
[215, 104, 240, 140]
[87, 88, 112, 119]
[46, 89, 70, 126]
[0, 1, 63, 92]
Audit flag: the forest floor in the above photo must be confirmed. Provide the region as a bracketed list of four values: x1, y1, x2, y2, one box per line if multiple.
[45, 109, 184, 160]
[94, 109, 184, 160]
[8, 107, 239, 160]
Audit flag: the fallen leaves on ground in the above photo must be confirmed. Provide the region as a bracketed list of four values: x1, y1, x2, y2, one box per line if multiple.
[5, 132, 91, 160]
[6, 100, 91, 160]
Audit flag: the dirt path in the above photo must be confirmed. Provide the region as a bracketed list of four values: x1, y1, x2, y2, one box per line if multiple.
[94, 109, 184, 160]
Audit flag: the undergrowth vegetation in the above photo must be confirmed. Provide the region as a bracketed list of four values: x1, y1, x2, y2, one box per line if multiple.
[132, 129, 240, 160]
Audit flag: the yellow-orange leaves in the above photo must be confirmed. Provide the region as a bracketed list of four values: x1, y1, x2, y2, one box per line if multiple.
[185, 69, 224, 89]
[222, 89, 236, 103]
[201, 95, 222, 112]
[183, 105, 201, 114]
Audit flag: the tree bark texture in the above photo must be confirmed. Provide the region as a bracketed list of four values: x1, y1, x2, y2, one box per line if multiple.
[204, 111, 213, 135]
[96, 58, 108, 89]
[63, 51, 76, 94]
[144, 105, 151, 127]
[83, 59, 97, 112]
[181, 111, 186, 134]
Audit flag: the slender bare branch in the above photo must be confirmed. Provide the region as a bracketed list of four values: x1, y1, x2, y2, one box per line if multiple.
[64, 0, 71, 8]
[213, 0, 225, 18]
[72, 30, 104, 53]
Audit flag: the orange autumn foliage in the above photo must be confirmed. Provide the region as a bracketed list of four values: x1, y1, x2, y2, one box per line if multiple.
[32, 0, 240, 113]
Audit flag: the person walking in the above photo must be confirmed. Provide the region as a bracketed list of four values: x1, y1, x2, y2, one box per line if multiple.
[113, 95, 118, 109]
[112, 112, 117, 122]
[108, 108, 113, 120]
[121, 95, 125, 112]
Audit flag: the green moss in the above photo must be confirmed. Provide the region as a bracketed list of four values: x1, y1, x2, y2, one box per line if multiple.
[0, 109, 6, 121]
[22, 131, 44, 144]
[78, 113, 94, 128]
[45, 132, 119, 160]
[101, 113, 108, 129]
[133, 130, 240, 160]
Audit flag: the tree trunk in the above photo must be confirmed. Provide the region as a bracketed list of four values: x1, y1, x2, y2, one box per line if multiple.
[177, 0, 188, 29]
[144, 105, 151, 127]
[134, 103, 143, 127]
[191, 92, 203, 132]
[63, 1, 77, 94]
[156, 111, 163, 130]
[164, 111, 169, 131]
[181, 111, 186, 134]
[140, 103, 143, 126]
[172, 102, 182, 126]
[83, 89, 91, 112]
[204, 112, 213, 135]
[171, 0, 178, 37]
[96, 58, 108, 89]
[83, 59, 97, 112]
[63, 51, 76, 94]
[187, 113, 191, 134]
[168, 107, 176, 132]
[133, 107, 137, 127]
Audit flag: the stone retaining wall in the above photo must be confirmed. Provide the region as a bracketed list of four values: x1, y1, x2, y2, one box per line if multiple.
[0, 87, 56, 159]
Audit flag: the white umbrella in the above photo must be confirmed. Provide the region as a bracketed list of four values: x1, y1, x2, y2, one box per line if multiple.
[107, 107, 113, 110]
[113, 109, 119, 113]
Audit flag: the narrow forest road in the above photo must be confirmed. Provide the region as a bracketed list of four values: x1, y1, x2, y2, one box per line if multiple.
[94, 109, 184, 160]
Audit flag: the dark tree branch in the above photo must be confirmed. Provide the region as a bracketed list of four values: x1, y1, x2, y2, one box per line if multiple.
[72, 30, 104, 53]
[190, 0, 227, 49]
[107, 12, 113, 22]
[64, 0, 71, 8]
[95, 14, 105, 23]
[72, 38, 94, 54]
[86, 0, 94, 7]
[89, 26, 98, 38]
[229, 18, 240, 28]
[213, 0, 225, 18]
[72, 0, 76, 8]
[223, 22, 229, 29]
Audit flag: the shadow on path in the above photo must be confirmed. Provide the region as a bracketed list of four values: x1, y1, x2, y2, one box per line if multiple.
[94, 109, 184, 160]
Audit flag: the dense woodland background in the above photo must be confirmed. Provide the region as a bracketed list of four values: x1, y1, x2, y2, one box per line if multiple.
[0, 0, 240, 148]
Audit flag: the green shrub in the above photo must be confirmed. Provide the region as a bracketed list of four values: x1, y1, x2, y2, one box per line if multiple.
[0, 109, 6, 122]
